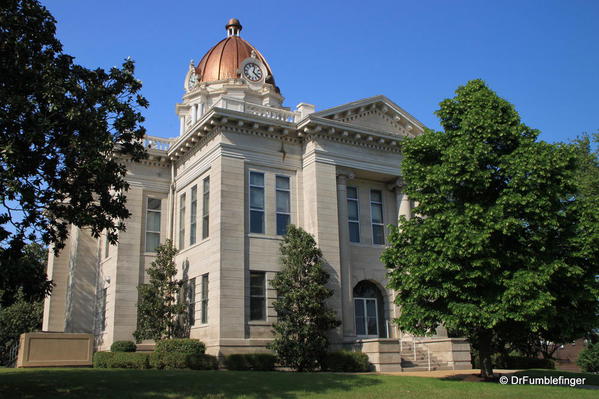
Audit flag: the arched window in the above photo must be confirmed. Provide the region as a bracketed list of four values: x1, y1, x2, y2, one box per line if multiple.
[353, 281, 387, 338]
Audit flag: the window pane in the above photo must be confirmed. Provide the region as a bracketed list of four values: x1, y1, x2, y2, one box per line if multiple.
[145, 232, 160, 252]
[250, 210, 264, 234]
[347, 187, 357, 199]
[349, 222, 360, 243]
[277, 214, 290, 236]
[147, 211, 160, 232]
[367, 316, 378, 335]
[355, 299, 365, 317]
[276, 190, 290, 213]
[203, 177, 210, 193]
[148, 198, 161, 210]
[276, 176, 289, 190]
[371, 190, 382, 203]
[250, 298, 265, 321]
[371, 204, 383, 224]
[348, 201, 359, 220]
[373, 224, 385, 245]
[250, 272, 265, 296]
[250, 187, 264, 209]
[250, 172, 264, 186]
[202, 216, 209, 239]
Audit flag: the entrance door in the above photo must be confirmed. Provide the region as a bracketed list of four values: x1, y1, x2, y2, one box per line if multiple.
[355, 297, 378, 337]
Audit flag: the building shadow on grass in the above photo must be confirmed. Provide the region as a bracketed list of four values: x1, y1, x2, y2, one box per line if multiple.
[0, 368, 383, 399]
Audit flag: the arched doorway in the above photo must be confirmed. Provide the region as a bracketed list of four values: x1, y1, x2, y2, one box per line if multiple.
[353, 280, 387, 338]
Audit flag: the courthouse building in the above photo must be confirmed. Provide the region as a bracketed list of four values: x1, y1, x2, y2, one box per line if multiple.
[42, 19, 470, 371]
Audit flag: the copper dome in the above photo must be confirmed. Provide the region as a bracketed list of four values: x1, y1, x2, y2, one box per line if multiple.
[196, 19, 276, 86]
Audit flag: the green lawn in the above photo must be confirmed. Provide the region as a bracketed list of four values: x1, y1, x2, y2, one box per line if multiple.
[0, 368, 597, 399]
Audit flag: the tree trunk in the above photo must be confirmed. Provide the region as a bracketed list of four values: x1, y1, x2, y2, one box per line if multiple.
[478, 330, 494, 379]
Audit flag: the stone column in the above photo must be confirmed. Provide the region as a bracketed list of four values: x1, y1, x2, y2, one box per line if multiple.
[191, 104, 197, 124]
[391, 178, 411, 223]
[387, 178, 411, 339]
[179, 116, 185, 136]
[336, 168, 355, 338]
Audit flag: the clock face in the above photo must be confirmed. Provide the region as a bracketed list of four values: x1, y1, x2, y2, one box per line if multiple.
[187, 72, 197, 89]
[243, 62, 263, 82]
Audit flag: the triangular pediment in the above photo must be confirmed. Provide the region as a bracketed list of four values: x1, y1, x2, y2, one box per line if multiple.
[313, 95, 424, 137]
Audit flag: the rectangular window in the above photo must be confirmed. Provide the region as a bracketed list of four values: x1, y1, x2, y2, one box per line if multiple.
[179, 193, 186, 249]
[370, 189, 384, 245]
[250, 271, 266, 321]
[201, 274, 208, 324]
[347, 187, 360, 243]
[187, 278, 196, 326]
[145, 198, 161, 252]
[276, 176, 291, 235]
[249, 172, 265, 234]
[202, 177, 210, 239]
[190, 186, 197, 245]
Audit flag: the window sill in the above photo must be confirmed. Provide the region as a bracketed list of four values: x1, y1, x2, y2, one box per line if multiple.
[248, 320, 271, 326]
[177, 237, 211, 255]
[349, 242, 387, 248]
[247, 234, 284, 241]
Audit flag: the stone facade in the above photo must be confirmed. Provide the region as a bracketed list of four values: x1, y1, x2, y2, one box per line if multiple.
[42, 19, 470, 370]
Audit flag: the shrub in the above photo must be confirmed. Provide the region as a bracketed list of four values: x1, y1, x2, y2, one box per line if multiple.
[188, 354, 219, 370]
[322, 351, 370, 372]
[155, 338, 205, 355]
[93, 352, 150, 369]
[247, 353, 276, 371]
[150, 352, 218, 370]
[224, 353, 276, 371]
[110, 341, 137, 352]
[224, 354, 250, 370]
[577, 343, 599, 373]
[504, 356, 554, 370]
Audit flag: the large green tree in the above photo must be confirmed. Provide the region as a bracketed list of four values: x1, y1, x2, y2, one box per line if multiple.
[382, 80, 599, 378]
[269, 225, 340, 371]
[133, 240, 186, 342]
[0, 1, 147, 272]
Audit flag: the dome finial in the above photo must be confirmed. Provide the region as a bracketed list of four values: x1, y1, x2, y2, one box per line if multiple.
[226, 18, 242, 37]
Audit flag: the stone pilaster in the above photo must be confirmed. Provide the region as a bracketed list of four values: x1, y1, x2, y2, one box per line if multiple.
[336, 168, 355, 337]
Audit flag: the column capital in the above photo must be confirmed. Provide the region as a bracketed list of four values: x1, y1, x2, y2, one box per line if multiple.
[336, 168, 355, 181]
[387, 177, 406, 191]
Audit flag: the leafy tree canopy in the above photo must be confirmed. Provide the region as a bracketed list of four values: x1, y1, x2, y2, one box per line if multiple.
[0, 242, 51, 306]
[0, 0, 148, 263]
[269, 225, 340, 372]
[382, 79, 599, 378]
[133, 240, 186, 342]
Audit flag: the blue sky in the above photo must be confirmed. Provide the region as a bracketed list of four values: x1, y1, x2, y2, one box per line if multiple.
[41, 0, 599, 144]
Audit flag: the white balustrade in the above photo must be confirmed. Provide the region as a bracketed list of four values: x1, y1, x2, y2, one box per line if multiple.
[143, 135, 174, 151]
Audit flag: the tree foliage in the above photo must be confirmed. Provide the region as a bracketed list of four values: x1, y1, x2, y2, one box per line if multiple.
[0, 242, 52, 306]
[133, 240, 186, 342]
[382, 79, 599, 378]
[0, 0, 148, 262]
[0, 289, 43, 364]
[268, 225, 340, 371]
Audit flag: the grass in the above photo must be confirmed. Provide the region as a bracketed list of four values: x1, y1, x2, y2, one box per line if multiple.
[513, 369, 599, 386]
[0, 368, 597, 399]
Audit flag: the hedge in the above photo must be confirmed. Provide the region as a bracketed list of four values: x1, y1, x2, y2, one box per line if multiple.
[155, 338, 205, 355]
[93, 352, 150, 369]
[472, 354, 555, 370]
[322, 351, 370, 372]
[577, 343, 599, 373]
[150, 352, 218, 370]
[110, 340, 137, 352]
[224, 353, 276, 371]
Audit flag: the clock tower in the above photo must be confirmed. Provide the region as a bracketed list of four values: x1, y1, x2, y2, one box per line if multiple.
[176, 18, 287, 136]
